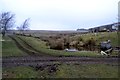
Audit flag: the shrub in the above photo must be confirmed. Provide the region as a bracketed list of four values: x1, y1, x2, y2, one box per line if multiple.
[49, 39, 64, 50]
[63, 37, 70, 49]
[83, 38, 96, 51]
[77, 41, 84, 50]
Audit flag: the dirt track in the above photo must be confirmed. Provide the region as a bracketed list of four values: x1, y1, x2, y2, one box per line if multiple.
[2, 56, 119, 68]
[9, 35, 51, 56]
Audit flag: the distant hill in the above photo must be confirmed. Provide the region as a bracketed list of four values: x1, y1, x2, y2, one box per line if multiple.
[76, 29, 89, 33]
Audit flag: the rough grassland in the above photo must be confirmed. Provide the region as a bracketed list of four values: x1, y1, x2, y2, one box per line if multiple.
[2, 32, 119, 57]
[2, 63, 119, 78]
[18, 36, 101, 57]
[2, 66, 38, 78]
[73, 32, 119, 47]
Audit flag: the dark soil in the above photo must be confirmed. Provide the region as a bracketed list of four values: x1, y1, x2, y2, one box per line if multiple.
[2, 56, 119, 68]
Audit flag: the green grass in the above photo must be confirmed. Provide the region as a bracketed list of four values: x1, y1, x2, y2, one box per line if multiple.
[74, 32, 119, 47]
[18, 36, 49, 49]
[3, 32, 118, 57]
[2, 63, 119, 78]
[18, 36, 101, 57]
[2, 36, 27, 57]
[54, 64, 119, 78]
[2, 66, 38, 78]
[13, 36, 39, 53]
[42, 49, 101, 57]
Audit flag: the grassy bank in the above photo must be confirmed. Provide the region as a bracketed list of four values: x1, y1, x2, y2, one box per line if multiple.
[18, 35, 101, 57]
[18, 34, 119, 57]
[74, 32, 118, 47]
[2, 63, 119, 78]
[18, 32, 119, 57]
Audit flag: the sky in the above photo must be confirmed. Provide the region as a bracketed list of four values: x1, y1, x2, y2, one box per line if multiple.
[0, 0, 119, 30]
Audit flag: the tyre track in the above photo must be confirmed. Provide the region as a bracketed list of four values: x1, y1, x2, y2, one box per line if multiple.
[8, 35, 51, 56]
[17, 36, 48, 55]
[2, 56, 119, 68]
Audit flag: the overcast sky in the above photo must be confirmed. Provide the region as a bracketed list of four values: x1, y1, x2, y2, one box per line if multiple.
[0, 0, 119, 30]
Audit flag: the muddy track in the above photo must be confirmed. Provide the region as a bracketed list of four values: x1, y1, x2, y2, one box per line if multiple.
[8, 35, 51, 56]
[2, 56, 119, 68]
[16, 36, 50, 56]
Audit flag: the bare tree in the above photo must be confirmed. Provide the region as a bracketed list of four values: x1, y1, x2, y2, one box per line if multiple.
[17, 18, 30, 34]
[0, 12, 15, 36]
[21, 18, 30, 31]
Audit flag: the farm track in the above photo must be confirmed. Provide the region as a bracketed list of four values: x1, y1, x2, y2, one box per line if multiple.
[16, 36, 49, 55]
[2, 56, 119, 68]
[8, 35, 51, 56]
[3, 35, 119, 68]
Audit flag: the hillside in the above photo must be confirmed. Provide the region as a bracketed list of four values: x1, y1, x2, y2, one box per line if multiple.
[72, 32, 119, 47]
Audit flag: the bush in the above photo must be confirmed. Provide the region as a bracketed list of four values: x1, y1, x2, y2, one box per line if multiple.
[63, 37, 70, 49]
[83, 38, 96, 51]
[77, 37, 83, 41]
[77, 41, 84, 50]
[69, 41, 78, 48]
[49, 39, 64, 50]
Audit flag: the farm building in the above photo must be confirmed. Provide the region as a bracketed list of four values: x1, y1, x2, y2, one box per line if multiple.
[89, 22, 119, 33]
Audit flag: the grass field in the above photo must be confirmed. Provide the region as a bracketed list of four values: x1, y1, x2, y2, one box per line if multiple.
[18, 35, 102, 57]
[2, 36, 27, 57]
[2, 66, 38, 78]
[2, 32, 119, 57]
[18, 33, 119, 57]
[73, 32, 119, 47]
[2, 63, 119, 78]
[2, 32, 119, 78]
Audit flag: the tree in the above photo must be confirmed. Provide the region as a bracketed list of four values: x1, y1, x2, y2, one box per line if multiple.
[0, 12, 15, 36]
[21, 18, 30, 30]
[17, 18, 30, 34]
